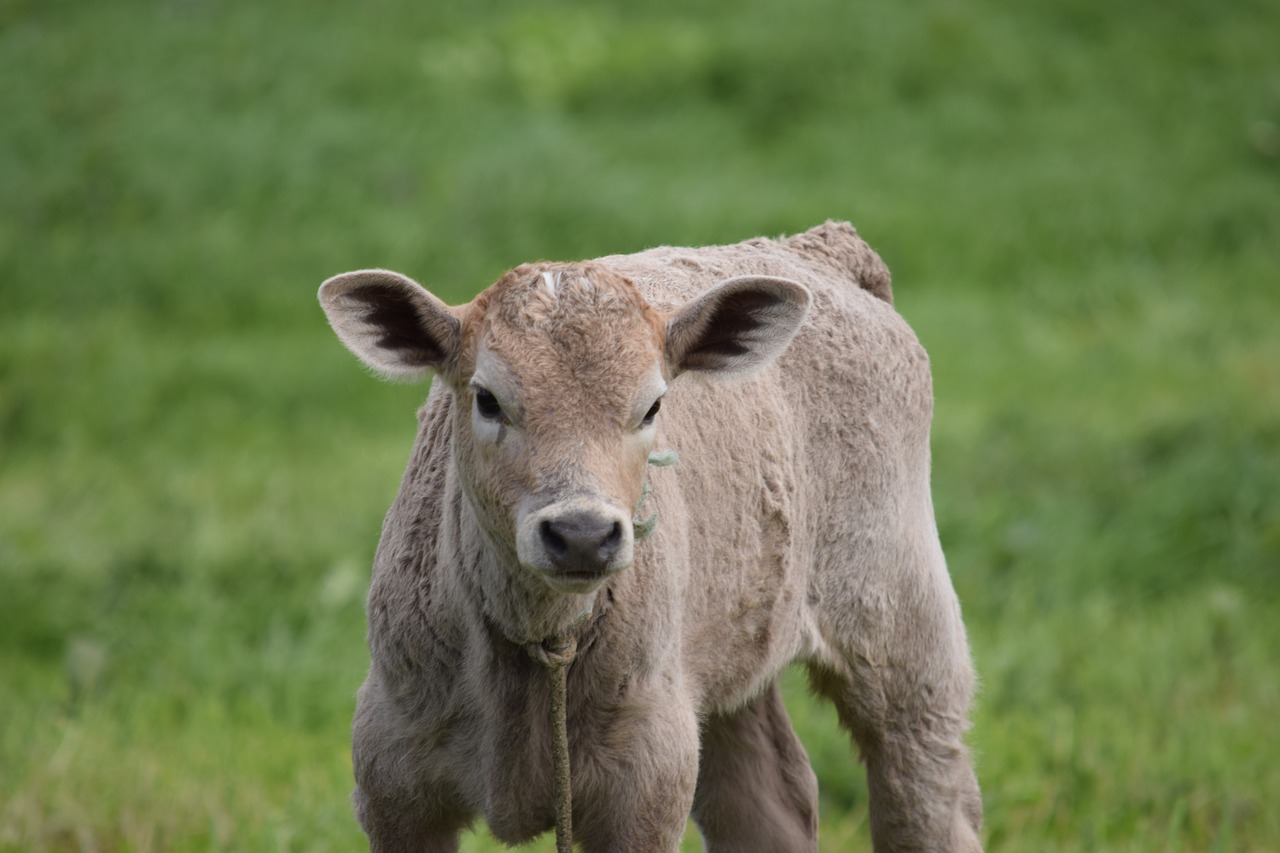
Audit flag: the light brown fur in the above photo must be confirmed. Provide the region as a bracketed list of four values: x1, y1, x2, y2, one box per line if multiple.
[319, 221, 982, 852]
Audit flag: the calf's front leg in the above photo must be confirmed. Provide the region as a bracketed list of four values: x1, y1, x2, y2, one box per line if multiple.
[352, 677, 472, 853]
[570, 685, 701, 852]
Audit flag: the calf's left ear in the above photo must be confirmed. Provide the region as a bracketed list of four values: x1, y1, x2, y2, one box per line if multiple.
[318, 269, 462, 382]
[665, 276, 811, 377]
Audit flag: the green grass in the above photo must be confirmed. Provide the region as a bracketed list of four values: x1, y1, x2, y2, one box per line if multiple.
[2, 0, 1278, 849]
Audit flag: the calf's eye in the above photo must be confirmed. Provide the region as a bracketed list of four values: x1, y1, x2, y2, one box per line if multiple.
[641, 398, 662, 427]
[475, 388, 503, 421]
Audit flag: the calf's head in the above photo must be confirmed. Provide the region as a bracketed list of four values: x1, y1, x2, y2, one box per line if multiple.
[320, 262, 809, 594]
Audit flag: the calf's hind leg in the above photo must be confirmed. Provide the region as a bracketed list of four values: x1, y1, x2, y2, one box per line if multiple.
[810, 550, 983, 851]
[691, 681, 819, 853]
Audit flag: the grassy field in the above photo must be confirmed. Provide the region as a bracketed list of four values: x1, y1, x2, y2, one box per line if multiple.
[2, 0, 1278, 849]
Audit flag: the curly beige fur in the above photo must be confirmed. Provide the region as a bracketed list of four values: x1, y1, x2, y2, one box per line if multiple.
[318, 221, 982, 852]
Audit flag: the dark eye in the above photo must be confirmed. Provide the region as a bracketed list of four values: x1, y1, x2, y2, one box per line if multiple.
[474, 388, 503, 421]
[641, 398, 662, 427]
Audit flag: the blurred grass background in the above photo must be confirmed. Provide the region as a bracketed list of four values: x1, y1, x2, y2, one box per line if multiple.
[2, 0, 1278, 850]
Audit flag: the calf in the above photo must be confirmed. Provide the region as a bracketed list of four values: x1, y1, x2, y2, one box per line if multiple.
[319, 221, 982, 851]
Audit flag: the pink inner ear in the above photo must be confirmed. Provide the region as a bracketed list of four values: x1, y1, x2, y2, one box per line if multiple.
[668, 278, 808, 376]
[321, 269, 463, 381]
[344, 284, 449, 368]
[675, 288, 781, 372]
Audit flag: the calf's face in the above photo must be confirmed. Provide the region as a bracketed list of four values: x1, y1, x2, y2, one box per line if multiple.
[319, 261, 809, 595]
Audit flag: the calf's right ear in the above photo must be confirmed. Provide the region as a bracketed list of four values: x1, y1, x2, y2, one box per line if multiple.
[318, 270, 461, 382]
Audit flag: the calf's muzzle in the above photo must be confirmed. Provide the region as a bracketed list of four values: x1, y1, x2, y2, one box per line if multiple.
[517, 497, 634, 592]
[540, 512, 624, 571]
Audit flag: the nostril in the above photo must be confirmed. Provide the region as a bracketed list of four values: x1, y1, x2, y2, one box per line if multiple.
[540, 519, 568, 561]
[539, 512, 625, 572]
[599, 521, 623, 560]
